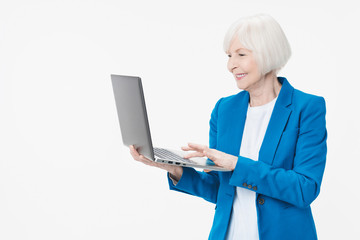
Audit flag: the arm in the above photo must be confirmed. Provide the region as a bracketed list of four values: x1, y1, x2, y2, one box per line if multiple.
[229, 97, 327, 208]
[167, 98, 224, 204]
[168, 168, 219, 204]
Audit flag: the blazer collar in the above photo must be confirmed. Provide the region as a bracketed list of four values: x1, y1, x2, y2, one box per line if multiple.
[258, 77, 294, 165]
[228, 77, 294, 165]
[275, 77, 293, 108]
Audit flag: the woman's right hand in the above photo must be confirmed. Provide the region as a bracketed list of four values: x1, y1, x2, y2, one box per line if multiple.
[129, 145, 183, 181]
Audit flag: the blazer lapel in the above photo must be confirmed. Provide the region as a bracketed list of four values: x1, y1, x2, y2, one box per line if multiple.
[227, 91, 249, 157]
[258, 77, 294, 165]
[220, 91, 249, 181]
[221, 77, 294, 174]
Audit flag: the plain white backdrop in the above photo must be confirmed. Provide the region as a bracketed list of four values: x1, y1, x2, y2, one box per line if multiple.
[0, 0, 359, 239]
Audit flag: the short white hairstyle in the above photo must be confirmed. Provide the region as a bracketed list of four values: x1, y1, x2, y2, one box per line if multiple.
[223, 14, 291, 75]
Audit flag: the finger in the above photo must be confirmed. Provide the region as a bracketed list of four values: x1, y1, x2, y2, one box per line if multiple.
[129, 146, 141, 160]
[187, 143, 208, 152]
[204, 169, 212, 173]
[183, 152, 205, 159]
[203, 148, 216, 161]
[138, 154, 155, 165]
[129, 149, 139, 160]
[182, 144, 207, 153]
[181, 146, 193, 151]
[129, 145, 150, 163]
[139, 154, 151, 162]
[129, 145, 139, 156]
[182, 145, 199, 151]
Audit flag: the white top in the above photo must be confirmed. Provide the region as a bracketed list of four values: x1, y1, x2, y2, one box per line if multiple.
[226, 97, 277, 240]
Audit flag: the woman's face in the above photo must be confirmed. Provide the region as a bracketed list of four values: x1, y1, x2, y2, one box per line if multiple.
[227, 36, 263, 91]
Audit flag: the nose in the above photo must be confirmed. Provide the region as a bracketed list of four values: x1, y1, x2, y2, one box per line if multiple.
[227, 56, 237, 73]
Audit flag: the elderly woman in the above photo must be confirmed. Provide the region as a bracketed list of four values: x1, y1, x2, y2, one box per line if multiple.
[130, 14, 327, 240]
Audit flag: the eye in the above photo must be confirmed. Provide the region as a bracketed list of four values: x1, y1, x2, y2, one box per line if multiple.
[227, 54, 231, 58]
[239, 54, 245, 56]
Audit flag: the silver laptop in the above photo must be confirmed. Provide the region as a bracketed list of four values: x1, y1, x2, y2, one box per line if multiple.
[111, 74, 228, 171]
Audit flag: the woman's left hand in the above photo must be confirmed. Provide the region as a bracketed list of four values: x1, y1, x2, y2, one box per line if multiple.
[182, 143, 238, 171]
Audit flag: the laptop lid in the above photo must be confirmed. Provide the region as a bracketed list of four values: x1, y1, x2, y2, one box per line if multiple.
[111, 74, 155, 160]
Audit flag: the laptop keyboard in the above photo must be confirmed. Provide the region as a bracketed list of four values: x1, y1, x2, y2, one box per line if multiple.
[153, 148, 194, 163]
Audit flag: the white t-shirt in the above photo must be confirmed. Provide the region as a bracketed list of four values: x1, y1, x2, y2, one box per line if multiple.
[226, 97, 277, 240]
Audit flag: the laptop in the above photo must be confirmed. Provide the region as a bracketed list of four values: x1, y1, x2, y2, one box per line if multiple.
[111, 74, 229, 171]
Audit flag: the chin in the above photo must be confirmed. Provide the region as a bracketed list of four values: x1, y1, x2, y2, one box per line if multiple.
[236, 81, 248, 90]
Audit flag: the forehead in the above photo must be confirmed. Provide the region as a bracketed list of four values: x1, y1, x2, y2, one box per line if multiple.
[227, 36, 249, 53]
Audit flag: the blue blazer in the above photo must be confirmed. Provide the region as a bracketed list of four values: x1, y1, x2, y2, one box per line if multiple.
[168, 77, 327, 240]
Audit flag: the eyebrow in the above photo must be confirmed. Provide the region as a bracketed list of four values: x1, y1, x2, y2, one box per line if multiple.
[226, 48, 247, 54]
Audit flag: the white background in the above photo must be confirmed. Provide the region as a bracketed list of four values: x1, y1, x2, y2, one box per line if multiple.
[0, 0, 359, 239]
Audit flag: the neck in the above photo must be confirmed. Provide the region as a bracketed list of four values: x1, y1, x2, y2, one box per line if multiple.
[248, 72, 282, 107]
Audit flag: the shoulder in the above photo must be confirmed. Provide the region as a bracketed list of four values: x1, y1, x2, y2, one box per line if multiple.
[292, 88, 326, 113]
[222, 90, 248, 102]
[210, 91, 248, 120]
[214, 91, 248, 109]
[289, 87, 327, 133]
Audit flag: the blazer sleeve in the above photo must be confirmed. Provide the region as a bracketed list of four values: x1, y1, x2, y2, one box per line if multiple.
[167, 98, 223, 204]
[229, 96, 327, 208]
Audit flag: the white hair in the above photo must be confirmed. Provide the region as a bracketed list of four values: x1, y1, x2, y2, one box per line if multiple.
[223, 14, 291, 75]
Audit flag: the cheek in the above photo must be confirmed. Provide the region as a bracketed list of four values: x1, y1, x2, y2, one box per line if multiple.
[241, 62, 260, 79]
[249, 58, 260, 73]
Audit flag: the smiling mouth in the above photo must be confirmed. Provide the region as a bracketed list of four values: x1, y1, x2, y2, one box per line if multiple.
[235, 73, 247, 80]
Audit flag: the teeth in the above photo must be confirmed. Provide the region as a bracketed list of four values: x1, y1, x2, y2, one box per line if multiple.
[236, 73, 246, 77]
